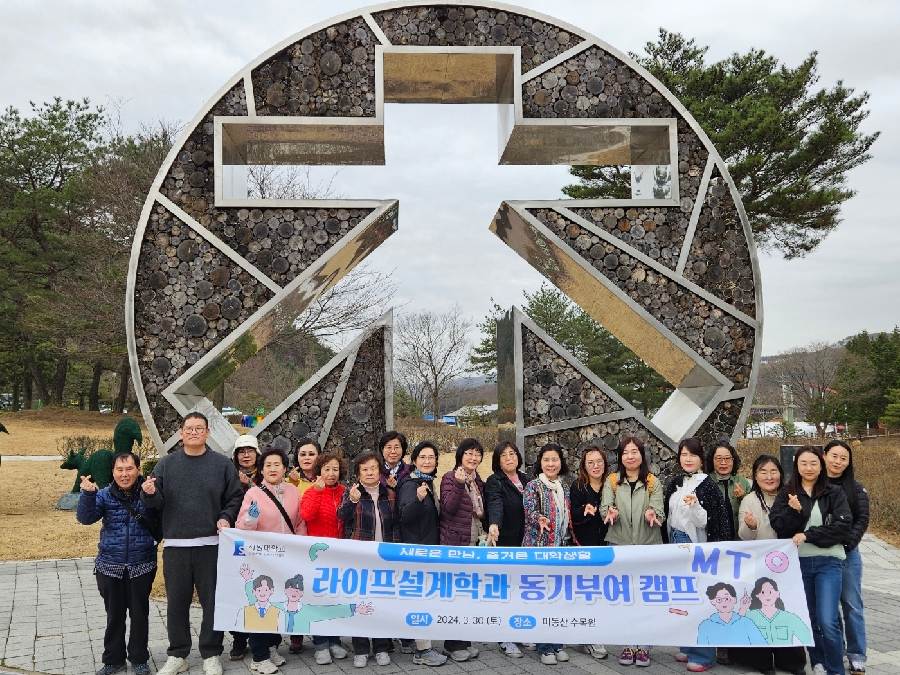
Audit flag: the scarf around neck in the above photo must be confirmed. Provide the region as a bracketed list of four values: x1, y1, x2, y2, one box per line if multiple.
[411, 468, 435, 482]
[464, 471, 485, 518]
[538, 473, 568, 544]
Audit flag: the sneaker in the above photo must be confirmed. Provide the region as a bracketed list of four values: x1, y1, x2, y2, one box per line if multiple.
[851, 662, 866, 675]
[354, 655, 369, 668]
[158, 657, 189, 675]
[448, 649, 469, 662]
[203, 656, 223, 675]
[289, 636, 304, 654]
[96, 665, 126, 675]
[687, 663, 713, 672]
[500, 642, 522, 658]
[813, 665, 826, 675]
[676, 653, 689, 663]
[466, 646, 479, 659]
[269, 647, 286, 666]
[584, 644, 608, 659]
[556, 649, 569, 662]
[230, 643, 249, 660]
[413, 649, 448, 666]
[541, 653, 558, 665]
[134, 664, 151, 675]
[399, 640, 415, 655]
[620, 648, 636, 666]
[635, 649, 650, 667]
[316, 649, 333, 665]
[376, 652, 391, 666]
[330, 643, 348, 659]
[522, 643, 537, 651]
[717, 648, 731, 665]
[250, 660, 279, 675]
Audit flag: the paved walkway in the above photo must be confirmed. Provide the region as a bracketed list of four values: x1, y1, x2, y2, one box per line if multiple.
[1, 535, 898, 675]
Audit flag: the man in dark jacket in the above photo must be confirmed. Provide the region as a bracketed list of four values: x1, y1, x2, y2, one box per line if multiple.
[141, 412, 243, 675]
[78, 451, 159, 675]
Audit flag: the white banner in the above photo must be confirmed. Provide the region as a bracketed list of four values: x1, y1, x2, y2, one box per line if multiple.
[214, 529, 813, 647]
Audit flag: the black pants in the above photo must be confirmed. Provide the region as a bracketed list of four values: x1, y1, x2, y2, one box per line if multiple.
[731, 646, 806, 672]
[444, 640, 471, 653]
[162, 546, 223, 659]
[352, 636, 392, 656]
[96, 567, 156, 665]
[249, 633, 282, 662]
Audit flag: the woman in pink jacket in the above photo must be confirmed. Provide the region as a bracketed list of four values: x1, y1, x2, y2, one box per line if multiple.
[236, 447, 306, 674]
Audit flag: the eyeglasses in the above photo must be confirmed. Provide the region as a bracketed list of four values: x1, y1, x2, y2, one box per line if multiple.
[756, 470, 781, 477]
[417, 455, 436, 461]
[462, 450, 482, 457]
[183, 427, 207, 435]
[585, 460, 604, 468]
[714, 456, 733, 463]
[237, 448, 256, 454]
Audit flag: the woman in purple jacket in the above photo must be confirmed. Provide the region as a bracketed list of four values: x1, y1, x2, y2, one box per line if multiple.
[439, 438, 487, 662]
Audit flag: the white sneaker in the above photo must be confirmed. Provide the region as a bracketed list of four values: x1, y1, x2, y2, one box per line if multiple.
[330, 643, 348, 659]
[556, 649, 569, 662]
[268, 647, 285, 666]
[466, 646, 479, 659]
[499, 642, 522, 658]
[250, 659, 279, 675]
[522, 643, 537, 651]
[375, 652, 391, 666]
[584, 644, 609, 659]
[353, 655, 368, 668]
[202, 655, 223, 675]
[541, 653, 558, 665]
[448, 650, 469, 662]
[157, 657, 189, 675]
[316, 649, 333, 665]
[813, 665, 826, 675]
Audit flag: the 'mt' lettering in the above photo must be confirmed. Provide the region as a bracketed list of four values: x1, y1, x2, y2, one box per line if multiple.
[691, 547, 720, 575]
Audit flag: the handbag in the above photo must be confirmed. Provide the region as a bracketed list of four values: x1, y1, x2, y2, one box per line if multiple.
[258, 484, 296, 534]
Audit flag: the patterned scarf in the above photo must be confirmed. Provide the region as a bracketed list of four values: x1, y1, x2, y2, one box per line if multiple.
[411, 468, 435, 482]
[465, 471, 485, 518]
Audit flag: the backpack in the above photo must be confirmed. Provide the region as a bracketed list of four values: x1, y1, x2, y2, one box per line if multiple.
[608, 472, 656, 496]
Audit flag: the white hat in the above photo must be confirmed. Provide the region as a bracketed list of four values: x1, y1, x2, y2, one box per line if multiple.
[233, 435, 259, 452]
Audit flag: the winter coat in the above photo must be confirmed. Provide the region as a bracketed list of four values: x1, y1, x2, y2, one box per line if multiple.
[300, 484, 346, 539]
[712, 473, 752, 536]
[337, 482, 400, 542]
[769, 484, 852, 549]
[600, 473, 665, 546]
[77, 476, 158, 566]
[381, 461, 412, 491]
[522, 477, 575, 547]
[662, 473, 734, 543]
[397, 475, 440, 545]
[439, 470, 486, 546]
[829, 477, 870, 552]
[484, 470, 528, 546]
[570, 481, 608, 546]
[236, 482, 306, 535]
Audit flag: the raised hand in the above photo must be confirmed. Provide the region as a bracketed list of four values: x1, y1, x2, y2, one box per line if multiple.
[788, 494, 802, 512]
[239, 563, 254, 581]
[387, 475, 398, 489]
[416, 482, 428, 502]
[683, 494, 697, 507]
[288, 467, 300, 483]
[603, 507, 619, 525]
[349, 483, 362, 503]
[142, 477, 156, 495]
[538, 516, 551, 533]
[454, 466, 467, 484]
[238, 471, 250, 487]
[80, 474, 98, 492]
[738, 588, 751, 615]
[354, 601, 374, 615]
[314, 475, 326, 492]
[644, 508, 662, 528]
[584, 504, 597, 517]
[733, 483, 745, 499]
[743, 510, 758, 530]
[247, 501, 260, 519]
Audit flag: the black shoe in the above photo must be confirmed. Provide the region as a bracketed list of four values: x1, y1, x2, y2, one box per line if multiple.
[229, 644, 248, 661]
[758, 669, 776, 675]
[95, 665, 126, 675]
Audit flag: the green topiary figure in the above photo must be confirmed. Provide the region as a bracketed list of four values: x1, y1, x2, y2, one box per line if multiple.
[60, 418, 144, 492]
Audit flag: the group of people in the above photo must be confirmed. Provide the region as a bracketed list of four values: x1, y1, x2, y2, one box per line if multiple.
[76, 412, 870, 675]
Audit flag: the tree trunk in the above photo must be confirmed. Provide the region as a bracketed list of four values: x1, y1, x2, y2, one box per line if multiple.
[114, 355, 130, 413]
[78, 392, 85, 410]
[12, 379, 19, 412]
[27, 354, 50, 405]
[23, 367, 33, 410]
[51, 354, 68, 406]
[212, 381, 225, 411]
[88, 361, 103, 411]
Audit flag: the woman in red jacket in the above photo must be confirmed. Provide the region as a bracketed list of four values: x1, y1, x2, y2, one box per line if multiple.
[299, 452, 349, 665]
[439, 438, 487, 663]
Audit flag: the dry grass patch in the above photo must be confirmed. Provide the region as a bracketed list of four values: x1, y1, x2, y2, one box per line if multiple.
[0, 409, 147, 456]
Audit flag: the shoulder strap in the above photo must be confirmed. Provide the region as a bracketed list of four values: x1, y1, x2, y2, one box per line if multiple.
[258, 484, 295, 534]
[114, 492, 162, 543]
[609, 473, 618, 495]
[647, 474, 656, 494]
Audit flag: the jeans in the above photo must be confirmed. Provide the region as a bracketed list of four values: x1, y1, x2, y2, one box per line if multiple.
[670, 531, 714, 665]
[841, 547, 867, 663]
[352, 636, 392, 656]
[313, 636, 342, 650]
[249, 634, 281, 663]
[800, 555, 844, 675]
[538, 643, 563, 655]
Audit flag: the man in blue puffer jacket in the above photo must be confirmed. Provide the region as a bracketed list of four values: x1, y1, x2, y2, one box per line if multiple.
[77, 451, 159, 675]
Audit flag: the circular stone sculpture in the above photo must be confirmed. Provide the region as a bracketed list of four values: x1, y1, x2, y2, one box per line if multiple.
[127, 2, 761, 461]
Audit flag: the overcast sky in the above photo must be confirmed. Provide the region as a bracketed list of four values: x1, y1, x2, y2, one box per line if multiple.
[2, 0, 898, 357]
